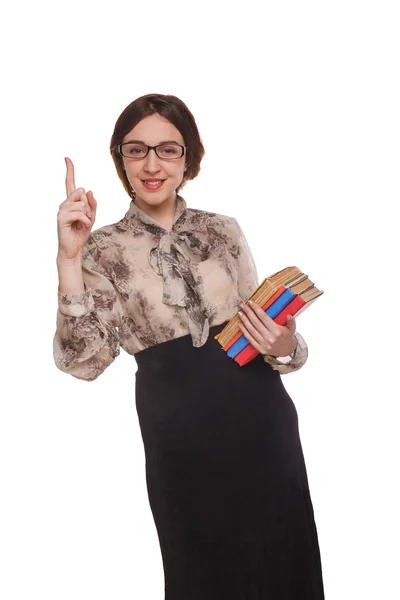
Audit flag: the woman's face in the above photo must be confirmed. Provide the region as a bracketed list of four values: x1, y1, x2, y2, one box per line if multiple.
[121, 113, 187, 209]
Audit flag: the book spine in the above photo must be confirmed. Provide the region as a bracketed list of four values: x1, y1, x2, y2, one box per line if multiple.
[234, 295, 306, 366]
[222, 286, 287, 351]
[216, 280, 285, 347]
[227, 289, 296, 359]
[216, 267, 302, 347]
[223, 330, 242, 351]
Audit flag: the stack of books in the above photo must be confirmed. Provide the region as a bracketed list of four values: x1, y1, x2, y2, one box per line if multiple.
[214, 266, 323, 366]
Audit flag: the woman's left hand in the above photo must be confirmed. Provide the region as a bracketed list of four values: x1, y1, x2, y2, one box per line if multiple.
[238, 300, 297, 357]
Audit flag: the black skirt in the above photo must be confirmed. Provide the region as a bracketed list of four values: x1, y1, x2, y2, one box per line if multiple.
[134, 322, 325, 600]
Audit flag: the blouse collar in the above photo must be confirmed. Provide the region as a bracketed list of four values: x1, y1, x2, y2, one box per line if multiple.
[123, 193, 187, 232]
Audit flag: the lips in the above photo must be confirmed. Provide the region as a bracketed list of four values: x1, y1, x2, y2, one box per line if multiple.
[141, 179, 166, 191]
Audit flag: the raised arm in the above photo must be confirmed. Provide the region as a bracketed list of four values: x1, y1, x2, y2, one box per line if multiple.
[53, 157, 123, 381]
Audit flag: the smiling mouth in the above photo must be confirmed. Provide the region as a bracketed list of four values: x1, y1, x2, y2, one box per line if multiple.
[141, 179, 166, 189]
[142, 178, 165, 182]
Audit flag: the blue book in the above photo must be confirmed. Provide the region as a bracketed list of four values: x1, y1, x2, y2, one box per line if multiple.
[227, 288, 296, 359]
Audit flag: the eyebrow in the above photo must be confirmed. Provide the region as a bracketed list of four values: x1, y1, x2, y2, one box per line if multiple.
[123, 139, 181, 145]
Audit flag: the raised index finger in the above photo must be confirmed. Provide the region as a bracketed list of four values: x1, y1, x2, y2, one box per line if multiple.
[64, 157, 76, 197]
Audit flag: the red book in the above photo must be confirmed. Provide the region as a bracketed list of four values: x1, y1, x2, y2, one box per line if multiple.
[234, 295, 306, 366]
[223, 286, 287, 351]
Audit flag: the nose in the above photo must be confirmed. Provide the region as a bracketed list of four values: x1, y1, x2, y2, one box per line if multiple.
[143, 148, 162, 173]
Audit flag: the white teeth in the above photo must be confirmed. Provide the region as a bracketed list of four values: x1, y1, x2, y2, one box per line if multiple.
[144, 180, 163, 184]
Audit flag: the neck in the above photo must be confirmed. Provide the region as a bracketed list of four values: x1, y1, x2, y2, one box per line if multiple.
[134, 193, 178, 231]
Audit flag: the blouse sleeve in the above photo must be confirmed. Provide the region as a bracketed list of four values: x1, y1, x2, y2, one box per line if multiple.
[233, 218, 308, 375]
[53, 237, 124, 382]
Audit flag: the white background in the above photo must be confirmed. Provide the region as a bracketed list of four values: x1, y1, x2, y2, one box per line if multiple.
[1, 1, 399, 598]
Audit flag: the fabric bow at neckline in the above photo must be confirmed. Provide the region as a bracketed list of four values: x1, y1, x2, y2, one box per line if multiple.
[149, 228, 212, 348]
[123, 195, 213, 347]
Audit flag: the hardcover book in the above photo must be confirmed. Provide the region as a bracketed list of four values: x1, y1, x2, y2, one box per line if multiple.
[214, 266, 323, 365]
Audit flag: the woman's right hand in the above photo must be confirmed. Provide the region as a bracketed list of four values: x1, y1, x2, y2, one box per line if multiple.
[57, 157, 97, 261]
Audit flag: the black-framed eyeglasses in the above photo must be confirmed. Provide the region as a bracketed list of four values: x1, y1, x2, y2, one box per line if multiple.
[118, 142, 185, 160]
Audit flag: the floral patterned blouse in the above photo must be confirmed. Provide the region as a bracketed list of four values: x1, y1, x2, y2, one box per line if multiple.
[53, 194, 308, 381]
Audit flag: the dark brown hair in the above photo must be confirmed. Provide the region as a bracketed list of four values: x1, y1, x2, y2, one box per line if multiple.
[110, 93, 205, 199]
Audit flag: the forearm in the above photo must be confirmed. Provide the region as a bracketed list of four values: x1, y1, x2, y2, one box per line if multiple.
[57, 255, 84, 295]
[54, 241, 123, 381]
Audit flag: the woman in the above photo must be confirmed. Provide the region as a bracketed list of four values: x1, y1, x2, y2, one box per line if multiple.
[54, 93, 325, 599]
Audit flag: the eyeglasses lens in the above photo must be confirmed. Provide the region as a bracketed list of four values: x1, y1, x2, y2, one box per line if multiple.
[121, 143, 183, 159]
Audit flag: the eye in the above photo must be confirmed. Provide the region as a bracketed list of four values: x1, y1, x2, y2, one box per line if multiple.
[158, 144, 181, 158]
[123, 144, 147, 157]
